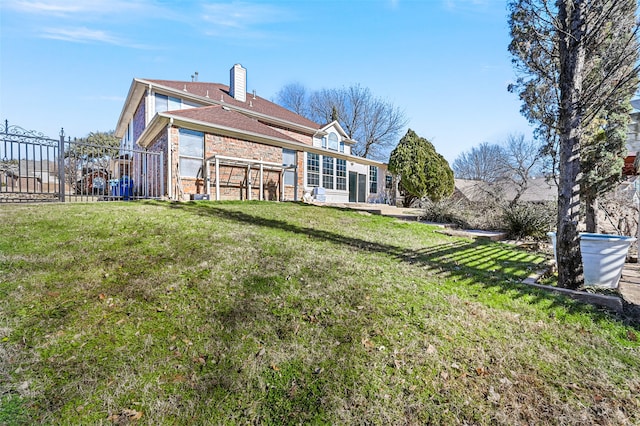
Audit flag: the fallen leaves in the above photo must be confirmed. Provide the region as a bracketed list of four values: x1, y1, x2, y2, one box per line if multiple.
[361, 338, 375, 349]
[108, 408, 143, 423]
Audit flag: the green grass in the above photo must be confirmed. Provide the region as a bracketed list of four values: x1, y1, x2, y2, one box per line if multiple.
[1, 200, 639, 425]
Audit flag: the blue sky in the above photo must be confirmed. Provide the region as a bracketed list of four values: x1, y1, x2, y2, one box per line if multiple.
[0, 0, 532, 163]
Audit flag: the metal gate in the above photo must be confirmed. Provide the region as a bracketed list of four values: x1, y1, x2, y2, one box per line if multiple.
[0, 120, 163, 203]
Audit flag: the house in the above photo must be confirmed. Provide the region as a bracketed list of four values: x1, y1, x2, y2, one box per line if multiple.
[114, 64, 388, 203]
[454, 178, 557, 204]
[625, 99, 640, 176]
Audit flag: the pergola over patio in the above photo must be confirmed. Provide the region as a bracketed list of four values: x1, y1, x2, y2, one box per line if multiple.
[204, 154, 297, 201]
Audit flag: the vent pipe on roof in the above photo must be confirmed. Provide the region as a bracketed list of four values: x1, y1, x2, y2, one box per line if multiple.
[252, 89, 256, 100]
[229, 64, 246, 102]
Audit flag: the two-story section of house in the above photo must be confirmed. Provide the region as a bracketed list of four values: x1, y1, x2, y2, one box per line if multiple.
[114, 64, 389, 203]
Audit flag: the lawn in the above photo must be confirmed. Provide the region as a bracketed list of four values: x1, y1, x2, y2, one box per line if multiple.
[0, 201, 639, 425]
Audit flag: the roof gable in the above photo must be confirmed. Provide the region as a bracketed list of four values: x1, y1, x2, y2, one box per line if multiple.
[317, 120, 355, 144]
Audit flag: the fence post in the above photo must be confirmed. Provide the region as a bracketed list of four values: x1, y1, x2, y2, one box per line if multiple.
[58, 128, 65, 202]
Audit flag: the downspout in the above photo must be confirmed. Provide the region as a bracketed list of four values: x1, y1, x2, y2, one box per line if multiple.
[146, 84, 153, 126]
[167, 118, 173, 199]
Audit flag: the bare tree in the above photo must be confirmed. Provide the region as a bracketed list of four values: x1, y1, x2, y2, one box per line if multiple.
[276, 83, 407, 160]
[274, 82, 310, 117]
[453, 134, 543, 206]
[499, 134, 544, 206]
[452, 142, 504, 182]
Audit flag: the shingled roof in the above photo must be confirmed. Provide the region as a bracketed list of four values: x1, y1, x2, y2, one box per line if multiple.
[164, 105, 302, 144]
[455, 178, 557, 203]
[145, 79, 321, 131]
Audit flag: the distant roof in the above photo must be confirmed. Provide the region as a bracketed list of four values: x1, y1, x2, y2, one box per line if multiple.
[144, 79, 321, 131]
[455, 178, 557, 203]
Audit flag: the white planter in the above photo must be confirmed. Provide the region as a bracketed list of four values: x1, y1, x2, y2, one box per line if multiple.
[547, 232, 636, 289]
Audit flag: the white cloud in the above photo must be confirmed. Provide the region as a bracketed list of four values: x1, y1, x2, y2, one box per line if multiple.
[3, 0, 153, 16]
[41, 27, 150, 48]
[200, 2, 294, 39]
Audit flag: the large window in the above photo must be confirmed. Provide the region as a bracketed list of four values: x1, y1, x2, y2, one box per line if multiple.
[179, 129, 204, 177]
[369, 166, 378, 193]
[155, 94, 168, 113]
[336, 159, 347, 190]
[307, 153, 319, 187]
[283, 149, 296, 186]
[323, 156, 334, 189]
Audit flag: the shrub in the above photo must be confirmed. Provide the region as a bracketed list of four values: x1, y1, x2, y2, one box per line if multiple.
[422, 199, 470, 228]
[501, 202, 556, 239]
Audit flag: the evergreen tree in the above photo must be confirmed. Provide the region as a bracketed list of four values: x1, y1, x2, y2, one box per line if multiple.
[388, 129, 454, 207]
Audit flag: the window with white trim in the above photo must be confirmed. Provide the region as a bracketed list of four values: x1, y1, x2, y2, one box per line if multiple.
[283, 149, 296, 186]
[307, 153, 319, 187]
[336, 159, 347, 190]
[369, 166, 378, 193]
[323, 156, 334, 189]
[179, 129, 204, 178]
[328, 133, 339, 151]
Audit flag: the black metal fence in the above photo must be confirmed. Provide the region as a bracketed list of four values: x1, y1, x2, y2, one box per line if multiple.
[0, 120, 163, 203]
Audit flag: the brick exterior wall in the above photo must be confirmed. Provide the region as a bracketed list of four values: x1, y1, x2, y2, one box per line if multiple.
[267, 123, 313, 146]
[133, 95, 146, 143]
[166, 129, 301, 201]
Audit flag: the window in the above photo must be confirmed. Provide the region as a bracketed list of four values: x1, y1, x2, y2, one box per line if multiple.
[369, 166, 378, 193]
[155, 94, 168, 113]
[328, 133, 339, 151]
[168, 96, 181, 111]
[321, 137, 327, 149]
[283, 149, 296, 186]
[179, 129, 204, 177]
[336, 159, 347, 190]
[385, 175, 393, 189]
[307, 153, 319, 187]
[323, 156, 334, 189]
[340, 141, 345, 153]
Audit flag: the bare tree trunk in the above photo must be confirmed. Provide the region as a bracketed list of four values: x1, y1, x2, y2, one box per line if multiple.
[556, 0, 585, 290]
[585, 192, 598, 233]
